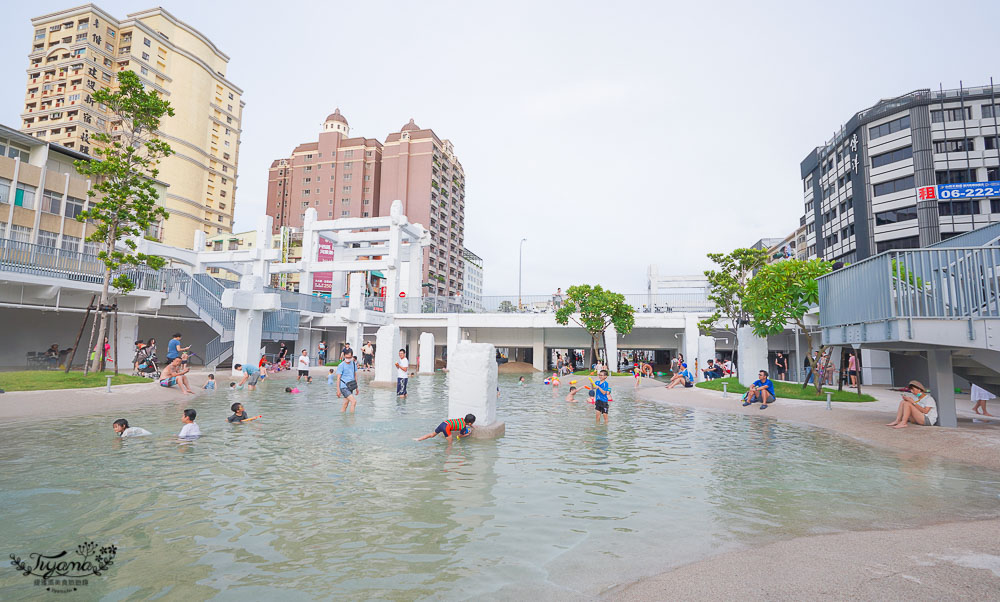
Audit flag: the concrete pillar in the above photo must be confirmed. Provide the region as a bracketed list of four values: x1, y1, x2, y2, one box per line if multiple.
[418, 331, 436, 374]
[604, 324, 618, 372]
[346, 322, 364, 355]
[232, 308, 264, 369]
[407, 238, 423, 299]
[373, 324, 401, 384]
[406, 329, 420, 360]
[927, 349, 956, 428]
[532, 327, 545, 372]
[697, 335, 717, 383]
[295, 327, 312, 366]
[383, 201, 403, 314]
[348, 272, 364, 311]
[448, 341, 504, 437]
[114, 314, 139, 372]
[683, 314, 700, 375]
[737, 325, 768, 387]
[446, 316, 460, 369]
[300, 209, 316, 296]
[862, 349, 892, 386]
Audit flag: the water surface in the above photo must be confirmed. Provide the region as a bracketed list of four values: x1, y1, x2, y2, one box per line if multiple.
[2, 373, 999, 600]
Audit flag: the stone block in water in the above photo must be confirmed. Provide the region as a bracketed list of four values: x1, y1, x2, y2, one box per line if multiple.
[373, 324, 401, 386]
[418, 332, 435, 374]
[448, 341, 499, 429]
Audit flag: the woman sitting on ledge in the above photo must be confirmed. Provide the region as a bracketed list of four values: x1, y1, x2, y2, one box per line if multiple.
[887, 380, 937, 428]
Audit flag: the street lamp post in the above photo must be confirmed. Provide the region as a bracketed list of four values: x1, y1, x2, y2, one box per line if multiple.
[518, 238, 527, 310]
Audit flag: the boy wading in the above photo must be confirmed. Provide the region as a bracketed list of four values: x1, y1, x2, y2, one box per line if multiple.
[395, 349, 409, 397]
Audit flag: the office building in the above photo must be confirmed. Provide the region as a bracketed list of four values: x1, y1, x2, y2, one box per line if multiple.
[1, 123, 100, 250]
[21, 5, 243, 248]
[462, 248, 483, 311]
[380, 120, 466, 296]
[800, 83, 1000, 262]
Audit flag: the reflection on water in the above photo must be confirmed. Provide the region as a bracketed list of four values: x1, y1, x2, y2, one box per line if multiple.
[1, 374, 999, 599]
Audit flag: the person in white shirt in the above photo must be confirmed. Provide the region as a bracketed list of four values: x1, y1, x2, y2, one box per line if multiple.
[112, 418, 151, 437]
[395, 349, 410, 398]
[178, 408, 201, 439]
[887, 380, 937, 428]
[297, 349, 311, 382]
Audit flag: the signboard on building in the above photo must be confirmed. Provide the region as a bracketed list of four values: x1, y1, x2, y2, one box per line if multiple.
[920, 182, 1000, 201]
[313, 236, 334, 292]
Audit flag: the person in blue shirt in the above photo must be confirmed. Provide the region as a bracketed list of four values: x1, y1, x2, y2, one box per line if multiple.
[234, 362, 265, 391]
[666, 363, 694, 389]
[593, 370, 611, 424]
[335, 349, 360, 413]
[166, 333, 190, 362]
[743, 370, 776, 409]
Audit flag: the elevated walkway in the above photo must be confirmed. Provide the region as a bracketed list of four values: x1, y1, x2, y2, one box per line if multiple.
[818, 223, 1000, 426]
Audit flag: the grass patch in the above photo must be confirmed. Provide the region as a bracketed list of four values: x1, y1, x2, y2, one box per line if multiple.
[570, 369, 631, 377]
[0, 370, 151, 392]
[324, 360, 342, 367]
[696, 377, 876, 402]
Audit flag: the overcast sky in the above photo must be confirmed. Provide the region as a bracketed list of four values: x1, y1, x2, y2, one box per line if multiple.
[4, 1, 1000, 295]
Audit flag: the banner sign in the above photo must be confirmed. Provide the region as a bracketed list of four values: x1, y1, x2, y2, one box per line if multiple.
[919, 181, 1000, 201]
[313, 237, 335, 292]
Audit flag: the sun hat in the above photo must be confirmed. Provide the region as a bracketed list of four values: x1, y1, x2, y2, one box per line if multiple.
[907, 380, 927, 392]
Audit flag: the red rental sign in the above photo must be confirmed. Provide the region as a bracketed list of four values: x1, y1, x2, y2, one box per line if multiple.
[313, 237, 335, 292]
[379, 286, 386, 297]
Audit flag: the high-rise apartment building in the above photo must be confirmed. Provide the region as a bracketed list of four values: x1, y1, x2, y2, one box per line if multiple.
[265, 114, 466, 297]
[462, 248, 483, 311]
[380, 120, 466, 296]
[799, 83, 1000, 263]
[266, 109, 383, 230]
[21, 5, 243, 248]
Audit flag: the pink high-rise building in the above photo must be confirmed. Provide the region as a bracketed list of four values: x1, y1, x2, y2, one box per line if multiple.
[265, 112, 465, 296]
[380, 119, 466, 296]
[265, 109, 382, 231]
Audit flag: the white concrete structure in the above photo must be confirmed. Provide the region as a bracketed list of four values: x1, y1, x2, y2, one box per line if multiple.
[448, 341, 499, 428]
[697, 335, 717, 382]
[373, 324, 402, 385]
[737, 326, 769, 387]
[418, 332, 436, 374]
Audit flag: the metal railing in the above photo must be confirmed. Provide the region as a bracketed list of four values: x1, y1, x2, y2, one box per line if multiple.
[929, 223, 1000, 249]
[819, 246, 1000, 327]
[205, 335, 233, 368]
[0, 237, 165, 291]
[262, 309, 300, 337]
[395, 293, 715, 315]
[170, 271, 236, 331]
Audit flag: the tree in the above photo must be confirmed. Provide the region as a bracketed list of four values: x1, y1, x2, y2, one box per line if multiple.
[498, 300, 516, 313]
[744, 258, 832, 393]
[698, 248, 770, 367]
[74, 71, 173, 373]
[555, 285, 635, 368]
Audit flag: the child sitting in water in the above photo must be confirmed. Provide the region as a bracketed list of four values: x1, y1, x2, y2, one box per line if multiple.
[228, 402, 261, 423]
[178, 409, 201, 439]
[112, 418, 151, 437]
[327, 368, 335, 384]
[285, 386, 301, 394]
[229, 382, 237, 389]
[518, 376, 525, 386]
[414, 414, 476, 443]
[565, 386, 581, 402]
[306, 375, 313, 384]
[203, 374, 216, 390]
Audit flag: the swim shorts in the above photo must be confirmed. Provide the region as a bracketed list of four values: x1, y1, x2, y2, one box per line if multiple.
[159, 377, 177, 388]
[248, 372, 261, 386]
[595, 400, 609, 414]
[298, 369, 309, 377]
[340, 380, 358, 397]
[434, 421, 450, 435]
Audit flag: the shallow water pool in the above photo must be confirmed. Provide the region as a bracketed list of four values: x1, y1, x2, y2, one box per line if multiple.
[2, 373, 999, 599]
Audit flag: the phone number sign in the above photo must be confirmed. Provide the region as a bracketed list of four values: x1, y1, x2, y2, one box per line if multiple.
[919, 181, 1000, 201]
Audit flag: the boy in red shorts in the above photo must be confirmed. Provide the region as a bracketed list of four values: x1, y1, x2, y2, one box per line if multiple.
[414, 414, 476, 443]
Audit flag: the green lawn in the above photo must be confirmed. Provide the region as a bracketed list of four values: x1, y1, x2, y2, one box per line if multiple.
[570, 369, 631, 377]
[324, 360, 342, 367]
[0, 370, 151, 392]
[696, 377, 876, 402]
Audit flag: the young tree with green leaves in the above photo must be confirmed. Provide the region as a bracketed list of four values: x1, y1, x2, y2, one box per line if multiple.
[555, 285, 635, 369]
[74, 71, 173, 373]
[697, 248, 770, 368]
[744, 258, 832, 393]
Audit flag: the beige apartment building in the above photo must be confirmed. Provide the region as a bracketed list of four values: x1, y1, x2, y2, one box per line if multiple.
[21, 4, 243, 248]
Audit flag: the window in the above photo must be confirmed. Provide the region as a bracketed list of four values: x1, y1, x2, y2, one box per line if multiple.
[344, 150, 354, 159]
[341, 198, 350, 205]
[989, 167, 999, 181]
[14, 183, 36, 209]
[64, 196, 84, 218]
[228, 92, 234, 100]
[341, 210, 349, 217]
[872, 174, 914, 197]
[37, 230, 58, 248]
[0, 178, 10, 204]
[144, 37, 151, 47]
[871, 145, 913, 168]
[363, 199, 370, 205]
[344, 162, 353, 169]
[936, 169, 974, 185]
[869, 115, 911, 140]
[933, 138, 975, 154]
[939, 200, 979, 216]
[42, 190, 62, 214]
[9, 224, 32, 243]
[61, 234, 80, 253]
[107, 28, 115, 37]
[343, 174, 352, 181]
[140, 66, 148, 75]
[875, 206, 918, 225]
[931, 107, 972, 123]
[141, 52, 149, 61]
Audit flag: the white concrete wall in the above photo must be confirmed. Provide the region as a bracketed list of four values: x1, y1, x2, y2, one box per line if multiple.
[447, 341, 498, 426]
[737, 325, 768, 387]
[373, 324, 401, 384]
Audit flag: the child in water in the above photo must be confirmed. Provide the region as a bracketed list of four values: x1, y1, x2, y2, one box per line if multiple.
[203, 374, 216, 390]
[228, 402, 261, 423]
[327, 368, 335, 385]
[518, 376, 525, 386]
[565, 386, 581, 402]
[229, 382, 237, 389]
[285, 386, 301, 394]
[414, 414, 476, 443]
[112, 418, 151, 437]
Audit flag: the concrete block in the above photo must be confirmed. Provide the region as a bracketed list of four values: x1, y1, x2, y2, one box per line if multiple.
[418, 332, 436, 374]
[448, 341, 498, 427]
[373, 324, 401, 384]
[697, 335, 717, 382]
[737, 325, 768, 387]
[470, 421, 506, 439]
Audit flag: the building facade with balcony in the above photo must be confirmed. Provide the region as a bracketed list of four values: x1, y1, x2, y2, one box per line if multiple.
[380, 120, 466, 297]
[0, 123, 100, 251]
[22, 5, 244, 248]
[462, 248, 483, 312]
[265, 109, 383, 230]
[800, 83, 1000, 263]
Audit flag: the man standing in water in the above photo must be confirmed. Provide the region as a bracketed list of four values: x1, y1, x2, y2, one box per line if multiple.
[395, 349, 409, 398]
[335, 348, 360, 412]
